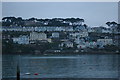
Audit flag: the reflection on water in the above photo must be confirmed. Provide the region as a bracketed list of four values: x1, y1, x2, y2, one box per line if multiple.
[2, 54, 119, 78]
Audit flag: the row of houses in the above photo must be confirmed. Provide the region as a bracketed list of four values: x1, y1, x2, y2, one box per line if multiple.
[2, 26, 74, 32]
[12, 32, 52, 44]
[12, 31, 113, 49]
[87, 27, 112, 33]
[2, 26, 113, 33]
[12, 31, 88, 44]
[59, 39, 113, 49]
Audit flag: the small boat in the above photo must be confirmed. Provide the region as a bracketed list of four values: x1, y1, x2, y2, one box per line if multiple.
[89, 67, 92, 69]
[34, 73, 39, 75]
[25, 73, 31, 75]
[83, 62, 86, 64]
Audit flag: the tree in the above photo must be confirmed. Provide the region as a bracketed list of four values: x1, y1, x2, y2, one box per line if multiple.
[83, 24, 88, 29]
[117, 24, 120, 32]
[17, 17, 23, 21]
[28, 17, 36, 21]
[111, 21, 117, 25]
[79, 19, 84, 24]
[106, 21, 117, 28]
[106, 22, 111, 27]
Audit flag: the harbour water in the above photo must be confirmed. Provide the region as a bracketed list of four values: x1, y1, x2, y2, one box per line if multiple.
[2, 54, 120, 79]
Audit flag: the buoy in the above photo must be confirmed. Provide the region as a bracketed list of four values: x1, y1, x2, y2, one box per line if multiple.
[25, 73, 31, 75]
[89, 67, 92, 69]
[34, 73, 39, 75]
[83, 62, 86, 64]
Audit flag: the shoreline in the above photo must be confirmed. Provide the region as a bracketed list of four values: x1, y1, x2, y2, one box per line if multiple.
[1, 78, 118, 80]
[2, 51, 120, 56]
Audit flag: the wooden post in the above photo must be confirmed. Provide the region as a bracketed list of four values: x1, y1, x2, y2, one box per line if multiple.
[17, 55, 20, 80]
[17, 64, 20, 80]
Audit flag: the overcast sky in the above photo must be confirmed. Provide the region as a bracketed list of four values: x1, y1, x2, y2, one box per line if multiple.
[2, 2, 118, 27]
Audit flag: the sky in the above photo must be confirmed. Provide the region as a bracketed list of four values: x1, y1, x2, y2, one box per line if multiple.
[2, 2, 118, 27]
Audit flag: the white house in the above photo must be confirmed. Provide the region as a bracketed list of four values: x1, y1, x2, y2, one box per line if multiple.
[12, 35, 29, 44]
[52, 32, 59, 38]
[77, 44, 86, 49]
[102, 28, 112, 33]
[69, 31, 88, 38]
[65, 27, 73, 31]
[73, 21, 83, 26]
[74, 38, 85, 44]
[87, 41, 97, 48]
[87, 27, 95, 32]
[60, 41, 73, 48]
[75, 25, 87, 31]
[30, 32, 47, 40]
[76, 41, 97, 49]
[97, 39, 113, 48]
[63, 21, 72, 25]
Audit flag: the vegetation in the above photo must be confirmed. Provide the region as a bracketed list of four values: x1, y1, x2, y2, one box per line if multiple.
[2, 17, 85, 27]
[2, 39, 52, 54]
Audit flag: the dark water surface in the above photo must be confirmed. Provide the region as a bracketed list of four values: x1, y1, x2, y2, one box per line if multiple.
[2, 54, 120, 79]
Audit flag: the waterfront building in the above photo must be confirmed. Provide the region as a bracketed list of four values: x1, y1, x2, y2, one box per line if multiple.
[52, 32, 59, 38]
[12, 35, 29, 44]
[97, 39, 113, 47]
[60, 41, 73, 48]
[75, 38, 86, 49]
[76, 41, 97, 49]
[88, 41, 97, 48]
[77, 44, 86, 49]
[2, 35, 11, 40]
[74, 38, 85, 44]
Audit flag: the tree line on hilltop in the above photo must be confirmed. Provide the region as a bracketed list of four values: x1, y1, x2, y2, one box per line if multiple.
[2, 17, 85, 27]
